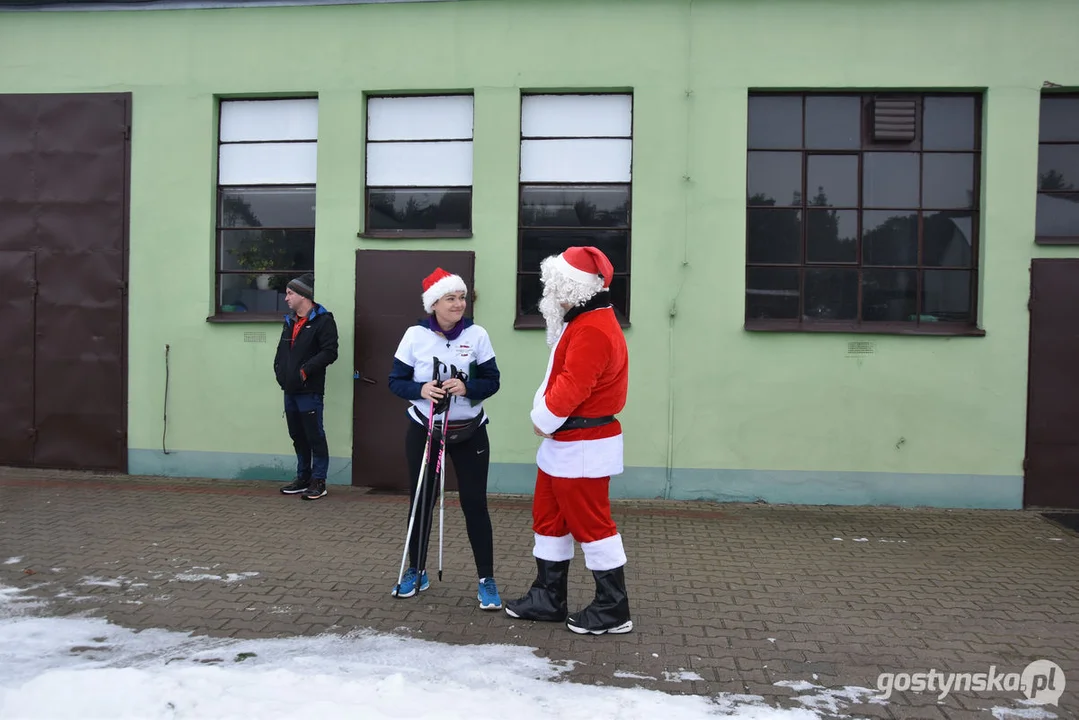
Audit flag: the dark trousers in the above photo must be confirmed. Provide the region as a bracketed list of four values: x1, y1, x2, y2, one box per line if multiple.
[405, 419, 494, 579]
[284, 393, 329, 480]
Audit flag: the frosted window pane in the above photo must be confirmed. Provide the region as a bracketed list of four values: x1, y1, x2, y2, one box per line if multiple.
[367, 141, 473, 186]
[368, 96, 474, 141]
[219, 143, 317, 185]
[220, 99, 318, 142]
[520, 139, 632, 182]
[522, 95, 632, 138]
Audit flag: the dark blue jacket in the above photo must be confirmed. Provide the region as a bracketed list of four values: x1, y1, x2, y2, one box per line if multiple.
[273, 304, 339, 395]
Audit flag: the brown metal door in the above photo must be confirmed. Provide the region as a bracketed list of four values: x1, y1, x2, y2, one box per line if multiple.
[0, 251, 36, 465]
[0, 93, 129, 471]
[353, 250, 476, 491]
[1025, 259, 1079, 508]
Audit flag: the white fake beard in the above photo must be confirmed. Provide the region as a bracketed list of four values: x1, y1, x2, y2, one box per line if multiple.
[539, 293, 567, 348]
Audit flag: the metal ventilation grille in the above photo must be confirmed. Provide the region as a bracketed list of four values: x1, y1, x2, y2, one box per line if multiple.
[871, 99, 917, 142]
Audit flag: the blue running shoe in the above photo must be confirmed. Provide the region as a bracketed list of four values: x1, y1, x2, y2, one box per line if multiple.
[392, 568, 430, 598]
[478, 577, 502, 610]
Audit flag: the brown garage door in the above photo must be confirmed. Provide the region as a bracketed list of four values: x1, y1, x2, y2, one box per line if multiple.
[0, 93, 129, 471]
[1025, 259, 1079, 508]
[352, 249, 475, 491]
[0, 251, 35, 466]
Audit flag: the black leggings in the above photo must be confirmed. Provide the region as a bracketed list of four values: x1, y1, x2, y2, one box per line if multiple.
[405, 418, 494, 579]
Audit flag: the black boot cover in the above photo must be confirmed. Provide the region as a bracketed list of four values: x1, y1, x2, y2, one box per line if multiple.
[504, 558, 569, 622]
[566, 565, 632, 635]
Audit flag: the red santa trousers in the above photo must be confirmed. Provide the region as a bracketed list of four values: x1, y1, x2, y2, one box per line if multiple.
[531, 468, 627, 571]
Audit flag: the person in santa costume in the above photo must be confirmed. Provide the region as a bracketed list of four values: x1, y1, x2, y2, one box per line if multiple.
[504, 246, 632, 635]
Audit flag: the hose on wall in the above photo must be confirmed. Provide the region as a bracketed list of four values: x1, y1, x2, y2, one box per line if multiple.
[162, 344, 171, 455]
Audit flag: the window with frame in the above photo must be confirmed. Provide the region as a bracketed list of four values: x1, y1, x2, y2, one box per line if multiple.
[516, 93, 632, 327]
[745, 93, 982, 334]
[215, 98, 317, 317]
[364, 94, 473, 237]
[1036, 94, 1079, 244]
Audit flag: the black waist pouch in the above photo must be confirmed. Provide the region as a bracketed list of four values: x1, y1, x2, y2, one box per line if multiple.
[418, 412, 486, 445]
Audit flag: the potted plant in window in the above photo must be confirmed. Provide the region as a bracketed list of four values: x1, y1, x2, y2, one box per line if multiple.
[228, 231, 286, 290]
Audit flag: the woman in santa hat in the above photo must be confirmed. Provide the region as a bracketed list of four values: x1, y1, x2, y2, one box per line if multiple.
[387, 267, 503, 610]
[504, 246, 633, 635]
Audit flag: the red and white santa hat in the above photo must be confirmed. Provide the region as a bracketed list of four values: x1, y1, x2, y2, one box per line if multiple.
[422, 267, 468, 314]
[540, 246, 614, 304]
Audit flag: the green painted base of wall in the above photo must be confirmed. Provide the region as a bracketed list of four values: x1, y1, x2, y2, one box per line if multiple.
[667, 468, 1022, 509]
[130, 450, 1022, 509]
[129, 449, 353, 485]
[494, 464, 1022, 509]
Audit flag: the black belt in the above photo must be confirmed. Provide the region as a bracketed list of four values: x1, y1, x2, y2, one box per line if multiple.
[557, 415, 616, 431]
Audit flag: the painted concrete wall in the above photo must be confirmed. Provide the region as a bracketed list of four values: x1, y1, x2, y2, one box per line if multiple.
[2, 0, 1078, 507]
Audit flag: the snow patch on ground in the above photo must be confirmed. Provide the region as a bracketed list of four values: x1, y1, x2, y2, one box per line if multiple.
[172, 573, 222, 582]
[0, 584, 819, 720]
[614, 670, 657, 680]
[2, 583, 1042, 719]
[224, 572, 260, 583]
[711, 694, 777, 715]
[0, 586, 44, 614]
[787, 685, 885, 713]
[54, 591, 95, 603]
[991, 706, 1059, 719]
[78, 577, 126, 588]
[664, 670, 705, 682]
[172, 571, 259, 584]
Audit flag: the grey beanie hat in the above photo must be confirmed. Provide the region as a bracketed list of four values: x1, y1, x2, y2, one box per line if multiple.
[287, 273, 314, 300]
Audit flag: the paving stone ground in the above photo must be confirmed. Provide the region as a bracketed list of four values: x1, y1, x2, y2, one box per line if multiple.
[1, 467, 1077, 718]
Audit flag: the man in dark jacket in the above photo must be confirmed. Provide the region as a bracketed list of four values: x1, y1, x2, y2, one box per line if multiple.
[274, 273, 339, 500]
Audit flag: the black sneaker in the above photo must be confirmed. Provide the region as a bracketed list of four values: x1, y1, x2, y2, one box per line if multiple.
[301, 478, 327, 501]
[280, 476, 310, 495]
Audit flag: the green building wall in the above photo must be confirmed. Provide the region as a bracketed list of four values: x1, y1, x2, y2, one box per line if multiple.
[2, 0, 1078, 508]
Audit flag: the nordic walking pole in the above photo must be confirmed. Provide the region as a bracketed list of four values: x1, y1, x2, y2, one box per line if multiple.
[414, 360, 445, 585]
[438, 368, 465, 582]
[437, 409, 449, 581]
[394, 397, 437, 596]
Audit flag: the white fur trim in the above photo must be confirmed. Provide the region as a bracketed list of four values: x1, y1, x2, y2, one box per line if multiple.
[530, 400, 566, 436]
[552, 253, 601, 285]
[533, 321, 565, 405]
[533, 533, 574, 562]
[422, 274, 467, 314]
[537, 434, 624, 478]
[581, 533, 626, 571]
[531, 327, 565, 424]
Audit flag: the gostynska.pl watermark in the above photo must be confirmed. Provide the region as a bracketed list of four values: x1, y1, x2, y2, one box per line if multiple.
[877, 660, 1064, 705]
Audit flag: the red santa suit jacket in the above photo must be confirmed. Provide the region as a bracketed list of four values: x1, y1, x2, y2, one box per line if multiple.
[530, 303, 629, 479]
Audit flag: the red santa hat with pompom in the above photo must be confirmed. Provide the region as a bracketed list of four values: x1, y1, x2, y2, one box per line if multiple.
[422, 267, 468, 314]
[540, 246, 614, 304]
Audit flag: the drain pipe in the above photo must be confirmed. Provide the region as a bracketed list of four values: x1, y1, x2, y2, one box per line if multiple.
[665, 0, 695, 500]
